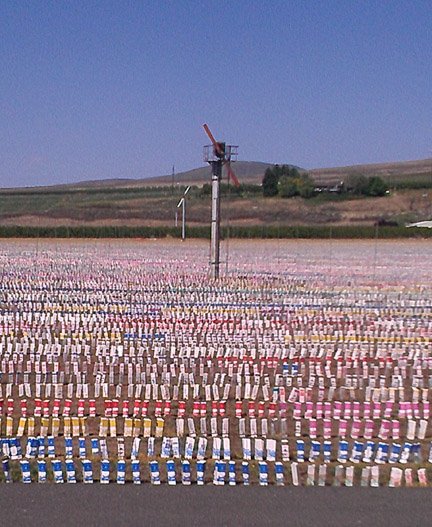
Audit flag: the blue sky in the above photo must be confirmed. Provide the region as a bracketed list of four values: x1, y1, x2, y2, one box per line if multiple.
[1, 1, 431, 187]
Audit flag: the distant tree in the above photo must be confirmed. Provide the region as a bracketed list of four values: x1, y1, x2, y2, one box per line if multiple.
[200, 183, 212, 196]
[278, 172, 316, 198]
[346, 173, 369, 195]
[297, 173, 316, 198]
[287, 167, 300, 179]
[262, 167, 280, 196]
[278, 176, 298, 198]
[367, 176, 388, 197]
[263, 164, 313, 197]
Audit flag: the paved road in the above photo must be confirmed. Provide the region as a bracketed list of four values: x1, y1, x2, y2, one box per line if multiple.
[1, 486, 431, 526]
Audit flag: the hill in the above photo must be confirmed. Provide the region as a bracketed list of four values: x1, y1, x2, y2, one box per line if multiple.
[4, 161, 275, 192]
[0, 158, 430, 229]
[310, 158, 432, 186]
[2, 158, 430, 192]
[140, 161, 277, 187]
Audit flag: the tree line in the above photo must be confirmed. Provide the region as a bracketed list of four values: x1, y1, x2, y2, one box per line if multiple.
[0, 224, 427, 239]
[262, 165, 389, 198]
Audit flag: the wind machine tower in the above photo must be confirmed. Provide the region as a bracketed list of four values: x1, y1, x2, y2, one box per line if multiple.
[202, 124, 239, 280]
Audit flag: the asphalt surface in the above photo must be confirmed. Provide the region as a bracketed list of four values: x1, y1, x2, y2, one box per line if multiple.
[0, 486, 431, 527]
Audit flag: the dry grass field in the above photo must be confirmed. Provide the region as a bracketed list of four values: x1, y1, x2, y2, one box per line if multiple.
[0, 187, 431, 229]
[0, 158, 430, 229]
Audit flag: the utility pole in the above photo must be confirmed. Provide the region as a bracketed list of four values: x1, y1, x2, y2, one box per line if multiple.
[210, 159, 222, 278]
[171, 165, 175, 195]
[202, 124, 238, 280]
